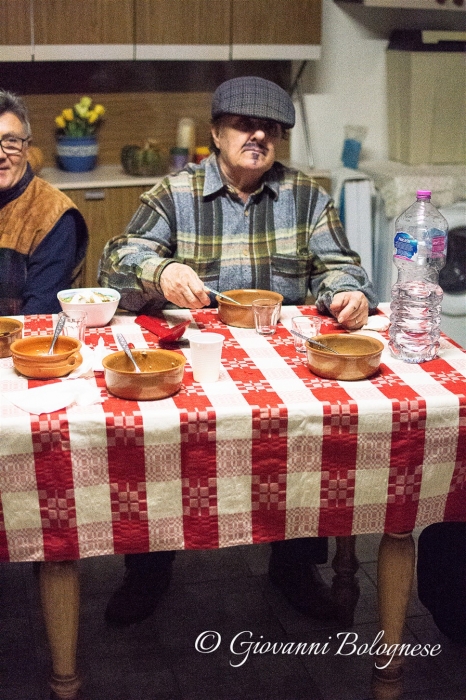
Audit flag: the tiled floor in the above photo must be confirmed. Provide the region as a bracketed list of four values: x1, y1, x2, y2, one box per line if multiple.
[1, 533, 465, 700]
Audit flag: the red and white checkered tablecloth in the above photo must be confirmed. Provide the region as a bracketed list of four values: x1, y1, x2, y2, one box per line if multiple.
[0, 306, 465, 563]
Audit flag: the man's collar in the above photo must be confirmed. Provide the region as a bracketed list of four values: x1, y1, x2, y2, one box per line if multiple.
[203, 154, 280, 200]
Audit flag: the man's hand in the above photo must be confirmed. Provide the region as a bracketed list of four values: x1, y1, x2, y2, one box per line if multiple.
[329, 291, 369, 330]
[160, 263, 211, 308]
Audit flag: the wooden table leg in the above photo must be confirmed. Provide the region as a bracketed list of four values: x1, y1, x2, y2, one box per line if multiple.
[39, 561, 81, 700]
[332, 535, 360, 626]
[371, 531, 415, 700]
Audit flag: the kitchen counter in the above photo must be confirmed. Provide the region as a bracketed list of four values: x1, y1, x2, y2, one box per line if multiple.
[40, 164, 165, 190]
[360, 160, 466, 219]
[40, 163, 332, 192]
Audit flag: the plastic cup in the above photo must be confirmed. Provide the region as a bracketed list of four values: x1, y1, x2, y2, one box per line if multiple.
[252, 298, 281, 335]
[57, 311, 87, 343]
[291, 315, 322, 353]
[189, 332, 224, 382]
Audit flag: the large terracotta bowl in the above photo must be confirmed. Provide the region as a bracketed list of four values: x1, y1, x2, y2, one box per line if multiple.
[0, 317, 23, 358]
[306, 333, 384, 381]
[102, 348, 186, 400]
[217, 289, 283, 328]
[10, 335, 82, 379]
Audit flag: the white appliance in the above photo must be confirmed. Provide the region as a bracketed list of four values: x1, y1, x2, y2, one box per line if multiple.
[373, 199, 466, 348]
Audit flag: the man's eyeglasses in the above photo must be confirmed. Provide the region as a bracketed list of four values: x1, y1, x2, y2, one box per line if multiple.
[229, 117, 283, 139]
[0, 136, 30, 155]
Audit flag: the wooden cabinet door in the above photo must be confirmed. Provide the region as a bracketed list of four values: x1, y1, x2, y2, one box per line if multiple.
[0, 0, 32, 60]
[65, 186, 147, 289]
[134, 0, 230, 59]
[33, 0, 134, 60]
[231, 0, 321, 59]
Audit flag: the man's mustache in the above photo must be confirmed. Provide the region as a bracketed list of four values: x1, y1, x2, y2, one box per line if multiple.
[242, 142, 267, 153]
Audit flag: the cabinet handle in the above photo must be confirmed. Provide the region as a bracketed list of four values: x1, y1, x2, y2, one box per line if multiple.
[84, 190, 105, 201]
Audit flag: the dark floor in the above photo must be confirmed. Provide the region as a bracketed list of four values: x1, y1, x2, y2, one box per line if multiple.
[1, 532, 465, 700]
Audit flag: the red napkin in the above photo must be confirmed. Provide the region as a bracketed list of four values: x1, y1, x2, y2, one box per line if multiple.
[135, 315, 190, 342]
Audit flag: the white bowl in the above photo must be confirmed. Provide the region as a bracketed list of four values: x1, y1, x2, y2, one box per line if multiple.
[57, 287, 120, 327]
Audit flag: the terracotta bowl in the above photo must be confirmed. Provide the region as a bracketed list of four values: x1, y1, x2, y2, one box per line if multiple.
[306, 333, 384, 381]
[0, 317, 23, 358]
[102, 348, 186, 400]
[10, 335, 82, 379]
[217, 289, 283, 328]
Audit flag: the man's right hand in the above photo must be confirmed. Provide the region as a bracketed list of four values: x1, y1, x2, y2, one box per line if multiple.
[160, 263, 211, 309]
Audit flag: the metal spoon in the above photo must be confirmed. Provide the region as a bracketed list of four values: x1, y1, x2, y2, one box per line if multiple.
[204, 286, 242, 305]
[290, 328, 340, 354]
[115, 333, 141, 373]
[47, 314, 67, 355]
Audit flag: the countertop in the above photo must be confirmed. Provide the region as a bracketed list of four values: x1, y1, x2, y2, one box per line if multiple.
[359, 160, 466, 219]
[40, 163, 332, 191]
[40, 164, 164, 190]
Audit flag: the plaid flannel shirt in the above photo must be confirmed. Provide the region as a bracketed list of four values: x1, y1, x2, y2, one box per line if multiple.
[98, 154, 378, 314]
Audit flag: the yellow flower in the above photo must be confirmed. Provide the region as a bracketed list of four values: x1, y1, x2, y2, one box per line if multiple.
[74, 102, 89, 118]
[55, 96, 105, 136]
[87, 110, 99, 124]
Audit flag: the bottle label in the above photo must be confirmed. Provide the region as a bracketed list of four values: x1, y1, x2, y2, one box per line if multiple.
[430, 229, 447, 258]
[394, 232, 417, 261]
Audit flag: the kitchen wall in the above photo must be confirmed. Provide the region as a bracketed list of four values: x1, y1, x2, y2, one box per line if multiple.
[4, 62, 291, 167]
[290, 0, 465, 171]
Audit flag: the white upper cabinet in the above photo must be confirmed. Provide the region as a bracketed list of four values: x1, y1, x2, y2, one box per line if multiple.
[348, 0, 465, 9]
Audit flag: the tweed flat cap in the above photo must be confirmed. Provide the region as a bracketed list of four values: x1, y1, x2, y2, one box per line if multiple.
[211, 76, 295, 129]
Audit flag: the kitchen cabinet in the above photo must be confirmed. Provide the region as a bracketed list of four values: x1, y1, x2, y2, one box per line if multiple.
[65, 185, 147, 289]
[16, 0, 321, 62]
[135, 0, 321, 60]
[33, 0, 134, 60]
[339, 0, 465, 9]
[231, 0, 322, 59]
[135, 0, 231, 60]
[0, 0, 33, 61]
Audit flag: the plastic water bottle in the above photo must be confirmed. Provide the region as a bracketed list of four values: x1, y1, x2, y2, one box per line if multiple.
[389, 190, 448, 363]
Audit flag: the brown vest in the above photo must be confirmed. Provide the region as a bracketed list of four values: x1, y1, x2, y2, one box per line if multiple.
[0, 175, 80, 256]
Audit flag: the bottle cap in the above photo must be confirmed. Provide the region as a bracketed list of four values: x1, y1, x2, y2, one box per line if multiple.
[170, 147, 189, 155]
[416, 190, 431, 199]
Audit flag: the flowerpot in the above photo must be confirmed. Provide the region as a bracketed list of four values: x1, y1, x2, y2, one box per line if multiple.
[56, 136, 98, 172]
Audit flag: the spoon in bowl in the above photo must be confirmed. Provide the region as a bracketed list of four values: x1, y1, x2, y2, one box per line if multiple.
[290, 328, 340, 354]
[115, 333, 141, 373]
[204, 286, 243, 305]
[47, 314, 67, 355]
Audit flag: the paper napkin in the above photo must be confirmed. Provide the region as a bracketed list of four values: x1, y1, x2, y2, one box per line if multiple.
[3, 378, 103, 415]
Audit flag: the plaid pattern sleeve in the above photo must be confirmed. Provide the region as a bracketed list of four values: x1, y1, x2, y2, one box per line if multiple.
[98, 155, 378, 313]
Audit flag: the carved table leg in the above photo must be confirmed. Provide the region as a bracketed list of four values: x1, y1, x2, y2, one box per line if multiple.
[39, 561, 81, 700]
[332, 535, 360, 626]
[371, 531, 415, 700]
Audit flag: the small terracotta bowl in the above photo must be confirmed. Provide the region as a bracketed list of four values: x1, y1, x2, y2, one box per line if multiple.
[102, 348, 186, 400]
[0, 317, 23, 358]
[306, 333, 384, 381]
[217, 289, 283, 328]
[10, 335, 82, 379]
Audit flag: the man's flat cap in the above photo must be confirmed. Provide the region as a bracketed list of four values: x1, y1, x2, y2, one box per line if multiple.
[211, 76, 295, 129]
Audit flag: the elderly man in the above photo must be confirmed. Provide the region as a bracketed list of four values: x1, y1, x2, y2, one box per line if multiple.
[0, 90, 88, 315]
[99, 76, 378, 627]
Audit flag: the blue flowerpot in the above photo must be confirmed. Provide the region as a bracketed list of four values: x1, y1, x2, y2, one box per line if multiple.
[56, 136, 98, 172]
